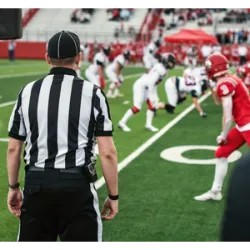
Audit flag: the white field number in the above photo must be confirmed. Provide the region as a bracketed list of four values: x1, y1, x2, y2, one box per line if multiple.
[160, 145, 242, 165]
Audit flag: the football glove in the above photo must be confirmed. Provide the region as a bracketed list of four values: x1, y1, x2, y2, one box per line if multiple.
[216, 134, 226, 145]
[118, 75, 124, 84]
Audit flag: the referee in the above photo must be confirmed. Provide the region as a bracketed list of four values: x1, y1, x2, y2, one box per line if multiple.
[6, 31, 118, 241]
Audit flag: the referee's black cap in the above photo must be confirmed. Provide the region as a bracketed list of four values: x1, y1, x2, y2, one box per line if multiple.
[47, 31, 81, 59]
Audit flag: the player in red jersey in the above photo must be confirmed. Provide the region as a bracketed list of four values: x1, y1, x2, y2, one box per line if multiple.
[236, 63, 250, 90]
[195, 52, 250, 201]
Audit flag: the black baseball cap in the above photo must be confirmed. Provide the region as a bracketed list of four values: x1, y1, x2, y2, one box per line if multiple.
[47, 31, 81, 59]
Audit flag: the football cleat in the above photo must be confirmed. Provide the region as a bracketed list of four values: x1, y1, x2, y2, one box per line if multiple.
[106, 92, 115, 98]
[194, 190, 222, 201]
[118, 121, 131, 132]
[200, 112, 207, 118]
[165, 104, 175, 114]
[113, 92, 124, 98]
[145, 125, 159, 132]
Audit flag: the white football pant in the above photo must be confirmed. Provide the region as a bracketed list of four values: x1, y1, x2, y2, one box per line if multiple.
[85, 69, 100, 87]
[165, 77, 178, 107]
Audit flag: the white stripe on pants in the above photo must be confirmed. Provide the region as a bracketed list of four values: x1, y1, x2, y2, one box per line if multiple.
[90, 183, 103, 242]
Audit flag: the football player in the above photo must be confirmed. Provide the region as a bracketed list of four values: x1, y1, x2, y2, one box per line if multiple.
[118, 53, 176, 132]
[158, 62, 211, 116]
[142, 39, 161, 72]
[236, 63, 250, 90]
[106, 50, 131, 98]
[85, 45, 111, 89]
[158, 74, 208, 117]
[194, 53, 250, 201]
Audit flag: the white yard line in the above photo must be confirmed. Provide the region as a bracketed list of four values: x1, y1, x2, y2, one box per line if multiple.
[0, 72, 47, 79]
[0, 101, 16, 108]
[95, 92, 211, 190]
[0, 138, 9, 142]
[0, 63, 44, 68]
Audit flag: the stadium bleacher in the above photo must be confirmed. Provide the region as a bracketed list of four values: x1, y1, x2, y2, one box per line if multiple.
[22, 8, 147, 43]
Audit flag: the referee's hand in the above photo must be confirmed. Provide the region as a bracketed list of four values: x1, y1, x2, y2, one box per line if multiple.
[101, 197, 118, 221]
[8, 188, 22, 217]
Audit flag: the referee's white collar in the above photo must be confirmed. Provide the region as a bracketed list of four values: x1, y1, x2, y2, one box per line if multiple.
[48, 67, 77, 77]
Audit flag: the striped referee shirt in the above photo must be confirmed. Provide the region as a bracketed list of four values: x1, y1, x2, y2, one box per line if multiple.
[8, 67, 113, 169]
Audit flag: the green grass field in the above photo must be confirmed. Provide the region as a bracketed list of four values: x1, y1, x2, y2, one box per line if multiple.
[0, 59, 247, 241]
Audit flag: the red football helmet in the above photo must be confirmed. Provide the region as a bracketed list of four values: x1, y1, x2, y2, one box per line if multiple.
[205, 52, 229, 80]
[236, 66, 246, 79]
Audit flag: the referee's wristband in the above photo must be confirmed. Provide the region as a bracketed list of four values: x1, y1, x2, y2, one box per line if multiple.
[8, 182, 20, 189]
[109, 194, 119, 200]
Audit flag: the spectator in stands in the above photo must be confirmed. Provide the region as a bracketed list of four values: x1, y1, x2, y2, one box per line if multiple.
[120, 9, 130, 21]
[8, 40, 16, 62]
[109, 9, 121, 21]
[70, 9, 94, 24]
[128, 9, 134, 16]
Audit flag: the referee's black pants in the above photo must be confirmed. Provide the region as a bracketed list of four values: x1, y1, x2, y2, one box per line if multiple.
[18, 167, 102, 241]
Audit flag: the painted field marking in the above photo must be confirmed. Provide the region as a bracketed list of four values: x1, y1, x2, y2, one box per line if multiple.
[0, 71, 48, 79]
[0, 138, 9, 142]
[160, 145, 241, 165]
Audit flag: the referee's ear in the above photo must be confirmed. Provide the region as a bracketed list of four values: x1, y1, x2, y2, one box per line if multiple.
[75, 52, 83, 66]
[45, 53, 51, 65]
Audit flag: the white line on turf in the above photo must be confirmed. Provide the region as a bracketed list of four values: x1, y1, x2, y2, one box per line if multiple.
[0, 72, 47, 79]
[0, 138, 9, 142]
[0, 101, 16, 108]
[94, 91, 211, 190]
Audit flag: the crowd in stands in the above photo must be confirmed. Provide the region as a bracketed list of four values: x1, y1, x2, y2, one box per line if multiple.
[113, 23, 136, 39]
[70, 9, 95, 24]
[159, 9, 226, 31]
[222, 9, 250, 23]
[107, 9, 134, 22]
[216, 29, 250, 44]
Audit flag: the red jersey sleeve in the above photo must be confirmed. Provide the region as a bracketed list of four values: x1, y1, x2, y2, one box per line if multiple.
[217, 80, 235, 97]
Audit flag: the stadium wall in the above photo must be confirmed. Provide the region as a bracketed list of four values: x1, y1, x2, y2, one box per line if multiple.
[0, 41, 46, 59]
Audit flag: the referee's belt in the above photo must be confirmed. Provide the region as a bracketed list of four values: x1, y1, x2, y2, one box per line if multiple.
[26, 165, 84, 173]
[25, 164, 98, 182]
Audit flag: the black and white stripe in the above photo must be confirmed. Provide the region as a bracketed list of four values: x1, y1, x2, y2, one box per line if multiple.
[8, 68, 113, 169]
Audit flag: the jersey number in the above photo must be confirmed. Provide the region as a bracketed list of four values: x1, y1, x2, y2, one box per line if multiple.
[185, 81, 196, 86]
[185, 76, 196, 86]
[220, 85, 229, 95]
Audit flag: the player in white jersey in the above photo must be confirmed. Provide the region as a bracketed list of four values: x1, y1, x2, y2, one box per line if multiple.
[82, 43, 90, 63]
[159, 65, 218, 115]
[106, 50, 131, 98]
[143, 39, 161, 72]
[76, 45, 84, 78]
[85, 45, 111, 89]
[118, 53, 176, 132]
